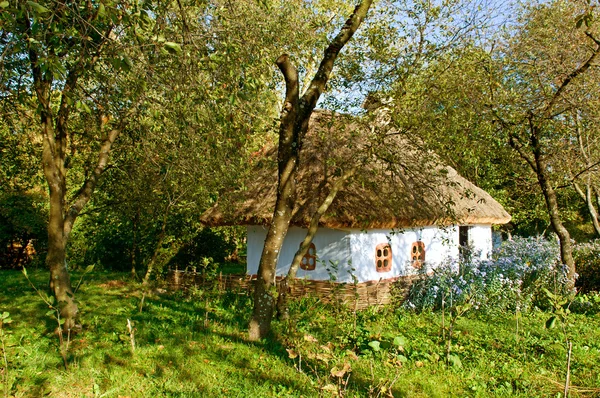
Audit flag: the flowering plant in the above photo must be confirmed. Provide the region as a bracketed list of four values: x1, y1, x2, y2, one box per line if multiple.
[405, 236, 567, 314]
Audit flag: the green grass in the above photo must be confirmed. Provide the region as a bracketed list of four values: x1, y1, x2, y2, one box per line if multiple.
[1, 270, 599, 397]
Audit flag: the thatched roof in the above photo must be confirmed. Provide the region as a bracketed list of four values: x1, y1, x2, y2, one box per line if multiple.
[201, 110, 511, 229]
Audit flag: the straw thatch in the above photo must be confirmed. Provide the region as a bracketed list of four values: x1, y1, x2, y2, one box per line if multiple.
[201, 110, 510, 229]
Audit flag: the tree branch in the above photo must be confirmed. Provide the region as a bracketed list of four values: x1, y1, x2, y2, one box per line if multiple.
[276, 54, 299, 120]
[543, 32, 600, 116]
[509, 134, 537, 172]
[63, 126, 120, 238]
[300, 0, 373, 114]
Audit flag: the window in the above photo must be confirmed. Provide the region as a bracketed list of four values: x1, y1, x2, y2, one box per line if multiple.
[459, 225, 472, 260]
[375, 243, 392, 272]
[411, 241, 426, 269]
[300, 242, 316, 271]
[459, 226, 470, 248]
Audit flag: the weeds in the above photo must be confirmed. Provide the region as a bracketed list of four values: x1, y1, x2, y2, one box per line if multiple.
[2, 269, 600, 397]
[22, 267, 72, 370]
[0, 312, 12, 398]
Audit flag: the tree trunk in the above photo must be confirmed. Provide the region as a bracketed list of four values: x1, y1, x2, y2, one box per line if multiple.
[21, 4, 131, 332]
[44, 126, 78, 331]
[573, 180, 600, 237]
[248, 58, 300, 339]
[248, 1, 373, 341]
[276, 167, 356, 319]
[143, 205, 171, 285]
[47, 233, 77, 331]
[531, 129, 576, 289]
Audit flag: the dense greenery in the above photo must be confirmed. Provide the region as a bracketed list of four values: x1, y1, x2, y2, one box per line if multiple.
[408, 237, 568, 313]
[2, 0, 600, 281]
[3, 0, 600, 394]
[1, 270, 599, 397]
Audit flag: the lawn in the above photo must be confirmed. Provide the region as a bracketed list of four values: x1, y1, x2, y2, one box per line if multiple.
[1, 270, 599, 397]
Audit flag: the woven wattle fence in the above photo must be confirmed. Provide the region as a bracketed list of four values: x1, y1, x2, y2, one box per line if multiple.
[166, 269, 420, 310]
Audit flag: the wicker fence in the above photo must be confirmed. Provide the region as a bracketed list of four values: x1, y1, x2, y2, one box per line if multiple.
[166, 269, 419, 310]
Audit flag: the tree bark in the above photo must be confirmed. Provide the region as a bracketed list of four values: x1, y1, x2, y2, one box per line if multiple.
[38, 67, 79, 331]
[248, 1, 373, 341]
[573, 180, 600, 237]
[248, 54, 300, 341]
[143, 205, 171, 285]
[530, 126, 576, 289]
[29, 42, 121, 332]
[275, 167, 356, 319]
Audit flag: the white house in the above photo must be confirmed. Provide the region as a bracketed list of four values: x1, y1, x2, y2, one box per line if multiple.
[201, 110, 511, 284]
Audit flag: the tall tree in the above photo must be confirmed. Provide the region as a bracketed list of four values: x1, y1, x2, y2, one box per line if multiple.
[68, 0, 341, 280]
[482, 0, 600, 287]
[249, 1, 374, 341]
[0, 0, 162, 329]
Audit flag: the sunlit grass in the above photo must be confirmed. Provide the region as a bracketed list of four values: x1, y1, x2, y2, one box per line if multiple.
[1, 270, 599, 397]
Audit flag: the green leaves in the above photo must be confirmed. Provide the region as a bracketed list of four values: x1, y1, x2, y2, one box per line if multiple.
[0, 1, 9, 8]
[447, 354, 462, 368]
[393, 335, 407, 349]
[575, 12, 594, 29]
[396, 354, 408, 364]
[26, 1, 50, 15]
[0, 312, 12, 325]
[75, 100, 92, 115]
[368, 340, 381, 352]
[164, 42, 182, 55]
[545, 316, 557, 329]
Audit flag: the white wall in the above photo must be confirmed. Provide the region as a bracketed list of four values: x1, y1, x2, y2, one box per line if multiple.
[246, 226, 352, 281]
[247, 224, 494, 283]
[349, 226, 458, 281]
[467, 224, 493, 260]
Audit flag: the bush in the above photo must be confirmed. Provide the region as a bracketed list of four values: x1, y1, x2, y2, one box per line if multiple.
[406, 236, 568, 314]
[570, 291, 600, 314]
[168, 227, 239, 271]
[573, 240, 600, 293]
[0, 192, 47, 269]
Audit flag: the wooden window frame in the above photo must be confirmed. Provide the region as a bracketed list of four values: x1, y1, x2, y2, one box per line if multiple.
[300, 242, 316, 271]
[411, 241, 426, 269]
[375, 243, 392, 272]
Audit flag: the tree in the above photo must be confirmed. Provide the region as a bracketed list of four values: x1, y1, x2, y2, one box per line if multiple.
[557, 107, 600, 238]
[482, 0, 600, 287]
[250, 0, 499, 330]
[249, 1, 374, 341]
[61, 0, 341, 282]
[0, 0, 162, 330]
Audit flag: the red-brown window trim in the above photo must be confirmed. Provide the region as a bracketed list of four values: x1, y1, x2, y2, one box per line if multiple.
[375, 243, 392, 272]
[411, 241, 425, 269]
[300, 242, 316, 271]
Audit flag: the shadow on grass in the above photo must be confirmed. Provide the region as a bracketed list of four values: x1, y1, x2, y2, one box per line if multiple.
[0, 271, 462, 396]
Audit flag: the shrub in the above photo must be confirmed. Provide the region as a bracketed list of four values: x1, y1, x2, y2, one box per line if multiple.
[570, 291, 600, 314]
[168, 227, 239, 271]
[406, 236, 567, 314]
[0, 192, 47, 269]
[573, 240, 600, 293]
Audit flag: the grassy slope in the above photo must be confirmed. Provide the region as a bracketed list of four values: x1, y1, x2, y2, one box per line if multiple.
[0, 270, 599, 397]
